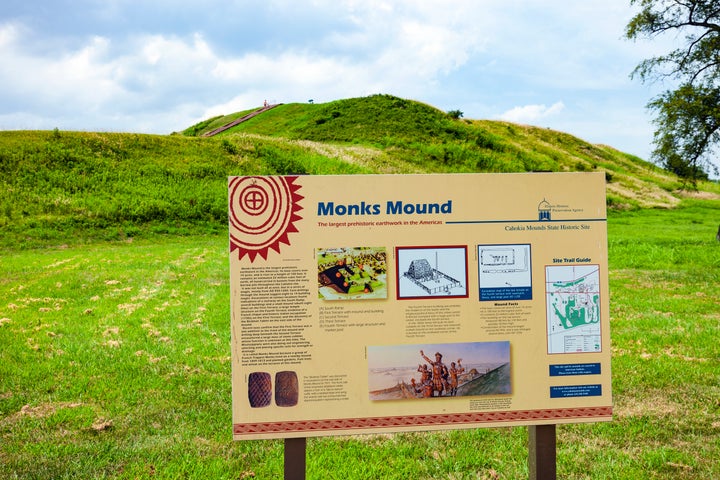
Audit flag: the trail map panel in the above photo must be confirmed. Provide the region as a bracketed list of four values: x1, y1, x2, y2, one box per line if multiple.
[546, 265, 602, 354]
[229, 173, 612, 440]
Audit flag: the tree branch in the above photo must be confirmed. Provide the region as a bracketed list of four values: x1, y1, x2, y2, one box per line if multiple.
[690, 57, 720, 83]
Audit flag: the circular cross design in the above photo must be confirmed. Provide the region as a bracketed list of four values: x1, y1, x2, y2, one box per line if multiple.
[229, 176, 303, 262]
[242, 188, 267, 214]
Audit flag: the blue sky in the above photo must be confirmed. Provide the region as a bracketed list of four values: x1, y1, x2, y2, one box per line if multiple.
[1, 1, 672, 161]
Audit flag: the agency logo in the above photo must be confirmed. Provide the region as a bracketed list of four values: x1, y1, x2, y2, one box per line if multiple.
[538, 198, 552, 221]
[229, 176, 303, 262]
[537, 197, 584, 221]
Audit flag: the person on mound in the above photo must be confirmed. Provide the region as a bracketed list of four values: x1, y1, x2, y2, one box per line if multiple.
[420, 350, 449, 397]
[448, 359, 465, 396]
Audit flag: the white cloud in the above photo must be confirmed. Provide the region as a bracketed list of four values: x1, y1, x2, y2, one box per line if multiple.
[306, 0, 489, 81]
[0, 23, 21, 47]
[0, 31, 123, 112]
[498, 102, 565, 124]
[0, 8, 485, 132]
[0, 0, 663, 158]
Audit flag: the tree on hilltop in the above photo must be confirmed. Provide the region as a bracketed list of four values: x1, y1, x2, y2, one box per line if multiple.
[626, 0, 720, 184]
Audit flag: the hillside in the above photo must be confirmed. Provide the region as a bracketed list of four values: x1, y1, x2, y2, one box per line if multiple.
[1, 94, 718, 250]
[182, 94, 716, 208]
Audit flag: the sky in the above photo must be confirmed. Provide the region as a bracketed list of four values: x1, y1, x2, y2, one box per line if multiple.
[0, 0, 674, 161]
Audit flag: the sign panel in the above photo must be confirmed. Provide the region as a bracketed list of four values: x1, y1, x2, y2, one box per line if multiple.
[230, 173, 612, 440]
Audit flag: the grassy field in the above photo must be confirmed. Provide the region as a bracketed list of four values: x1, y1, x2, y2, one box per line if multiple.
[5, 95, 720, 255]
[1, 198, 718, 479]
[1, 95, 718, 478]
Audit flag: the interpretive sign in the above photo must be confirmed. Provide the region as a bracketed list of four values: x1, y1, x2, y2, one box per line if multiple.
[230, 173, 612, 440]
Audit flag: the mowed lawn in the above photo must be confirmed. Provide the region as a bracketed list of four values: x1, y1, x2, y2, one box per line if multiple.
[1, 199, 719, 479]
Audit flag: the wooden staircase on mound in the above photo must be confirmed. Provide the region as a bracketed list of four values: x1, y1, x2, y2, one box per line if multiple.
[201, 103, 282, 137]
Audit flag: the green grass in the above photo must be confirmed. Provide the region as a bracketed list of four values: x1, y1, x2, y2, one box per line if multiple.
[0, 130, 375, 250]
[2, 95, 719, 252]
[186, 94, 719, 206]
[1, 200, 718, 479]
[1, 94, 719, 478]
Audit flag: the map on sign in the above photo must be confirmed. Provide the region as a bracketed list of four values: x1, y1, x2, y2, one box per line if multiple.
[545, 265, 601, 354]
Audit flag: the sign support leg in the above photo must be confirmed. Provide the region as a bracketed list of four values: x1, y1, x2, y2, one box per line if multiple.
[284, 437, 306, 480]
[528, 424, 556, 480]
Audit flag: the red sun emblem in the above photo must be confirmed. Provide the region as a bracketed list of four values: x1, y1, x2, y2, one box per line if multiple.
[228, 176, 304, 262]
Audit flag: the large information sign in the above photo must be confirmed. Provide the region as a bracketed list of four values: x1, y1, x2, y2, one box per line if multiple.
[230, 173, 612, 440]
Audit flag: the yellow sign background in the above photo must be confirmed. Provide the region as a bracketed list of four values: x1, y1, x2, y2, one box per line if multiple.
[230, 173, 612, 439]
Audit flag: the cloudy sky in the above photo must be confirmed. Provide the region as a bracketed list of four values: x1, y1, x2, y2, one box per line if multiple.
[1, 0, 672, 160]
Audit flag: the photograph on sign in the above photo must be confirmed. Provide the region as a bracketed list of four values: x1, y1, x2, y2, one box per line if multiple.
[247, 370, 300, 408]
[367, 341, 511, 400]
[317, 246, 388, 300]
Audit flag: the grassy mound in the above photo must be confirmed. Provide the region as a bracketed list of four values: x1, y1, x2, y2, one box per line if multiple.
[1, 95, 718, 249]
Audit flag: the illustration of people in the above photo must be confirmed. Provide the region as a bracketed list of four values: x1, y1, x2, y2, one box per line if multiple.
[448, 359, 465, 396]
[416, 363, 434, 398]
[417, 364, 431, 385]
[420, 350, 449, 397]
[410, 378, 419, 396]
[422, 381, 433, 398]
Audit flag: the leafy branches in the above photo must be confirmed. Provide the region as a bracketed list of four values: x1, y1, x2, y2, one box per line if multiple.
[648, 84, 718, 181]
[626, 0, 720, 181]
